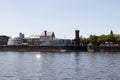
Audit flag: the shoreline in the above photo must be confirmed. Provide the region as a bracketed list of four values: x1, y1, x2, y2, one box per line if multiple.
[1, 45, 120, 52]
[0, 45, 87, 52]
[88, 46, 120, 52]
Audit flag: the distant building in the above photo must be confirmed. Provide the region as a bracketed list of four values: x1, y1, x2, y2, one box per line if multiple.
[19, 32, 24, 39]
[9, 30, 73, 46]
[0, 35, 9, 45]
[25, 31, 55, 46]
[7, 33, 25, 45]
[26, 35, 40, 46]
[40, 30, 55, 42]
[7, 37, 23, 45]
[40, 38, 72, 46]
[39, 31, 72, 46]
[74, 30, 80, 46]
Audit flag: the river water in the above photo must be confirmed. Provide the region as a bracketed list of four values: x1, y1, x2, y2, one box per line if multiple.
[0, 52, 120, 80]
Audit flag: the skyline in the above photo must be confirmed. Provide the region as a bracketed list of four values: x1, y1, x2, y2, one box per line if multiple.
[0, 0, 120, 39]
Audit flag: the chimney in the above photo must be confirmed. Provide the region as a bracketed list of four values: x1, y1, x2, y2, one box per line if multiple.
[44, 30, 47, 37]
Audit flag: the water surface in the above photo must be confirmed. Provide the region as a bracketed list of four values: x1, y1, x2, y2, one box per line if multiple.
[0, 52, 120, 80]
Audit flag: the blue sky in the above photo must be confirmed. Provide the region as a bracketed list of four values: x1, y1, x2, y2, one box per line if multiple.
[0, 0, 120, 39]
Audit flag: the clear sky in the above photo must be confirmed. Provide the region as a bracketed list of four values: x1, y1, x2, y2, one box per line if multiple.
[0, 0, 120, 39]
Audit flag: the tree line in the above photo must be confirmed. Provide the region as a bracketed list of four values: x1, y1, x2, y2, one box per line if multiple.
[80, 31, 120, 46]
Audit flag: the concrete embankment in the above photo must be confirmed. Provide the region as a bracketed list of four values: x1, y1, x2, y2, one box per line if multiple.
[0, 45, 87, 52]
[88, 46, 120, 52]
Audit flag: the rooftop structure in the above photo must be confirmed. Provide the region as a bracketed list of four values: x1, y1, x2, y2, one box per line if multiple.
[27, 35, 40, 39]
[40, 31, 55, 42]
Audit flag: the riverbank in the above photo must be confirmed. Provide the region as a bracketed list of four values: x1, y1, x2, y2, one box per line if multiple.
[1, 45, 120, 52]
[88, 46, 120, 52]
[0, 45, 87, 52]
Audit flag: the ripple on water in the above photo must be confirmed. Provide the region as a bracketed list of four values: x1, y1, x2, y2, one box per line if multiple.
[0, 77, 19, 80]
[62, 78, 75, 80]
[0, 52, 120, 80]
[99, 70, 105, 73]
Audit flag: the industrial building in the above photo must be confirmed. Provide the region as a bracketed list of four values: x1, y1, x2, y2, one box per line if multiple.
[7, 33, 24, 45]
[7, 37, 23, 45]
[24, 31, 55, 46]
[40, 30, 55, 42]
[25, 35, 40, 46]
[0, 35, 9, 45]
[7, 30, 80, 46]
[40, 38, 72, 46]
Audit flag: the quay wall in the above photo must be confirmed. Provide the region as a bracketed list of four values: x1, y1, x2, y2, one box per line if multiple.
[88, 46, 120, 52]
[0, 45, 87, 52]
[1, 45, 120, 52]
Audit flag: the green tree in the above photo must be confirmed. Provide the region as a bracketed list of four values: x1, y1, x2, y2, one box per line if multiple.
[80, 30, 120, 46]
[80, 36, 89, 46]
[97, 35, 107, 45]
[106, 34, 117, 43]
[88, 35, 98, 46]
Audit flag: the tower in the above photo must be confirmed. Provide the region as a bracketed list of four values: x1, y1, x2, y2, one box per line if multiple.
[19, 33, 24, 39]
[74, 30, 80, 46]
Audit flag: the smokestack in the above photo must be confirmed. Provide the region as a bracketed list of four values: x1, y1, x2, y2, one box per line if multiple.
[44, 30, 47, 37]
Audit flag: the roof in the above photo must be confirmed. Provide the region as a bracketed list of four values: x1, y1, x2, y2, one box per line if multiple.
[27, 35, 40, 39]
[40, 31, 54, 36]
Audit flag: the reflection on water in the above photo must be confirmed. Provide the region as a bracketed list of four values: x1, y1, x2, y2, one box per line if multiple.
[35, 54, 41, 60]
[0, 52, 120, 80]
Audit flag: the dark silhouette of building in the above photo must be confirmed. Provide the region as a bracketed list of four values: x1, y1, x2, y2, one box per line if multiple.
[0, 35, 9, 45]
[74, 30, 80, 46]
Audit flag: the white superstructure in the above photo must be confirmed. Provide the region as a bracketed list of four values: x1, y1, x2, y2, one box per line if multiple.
[40, 38, 72, 46]
[7, 37, 23, 45]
